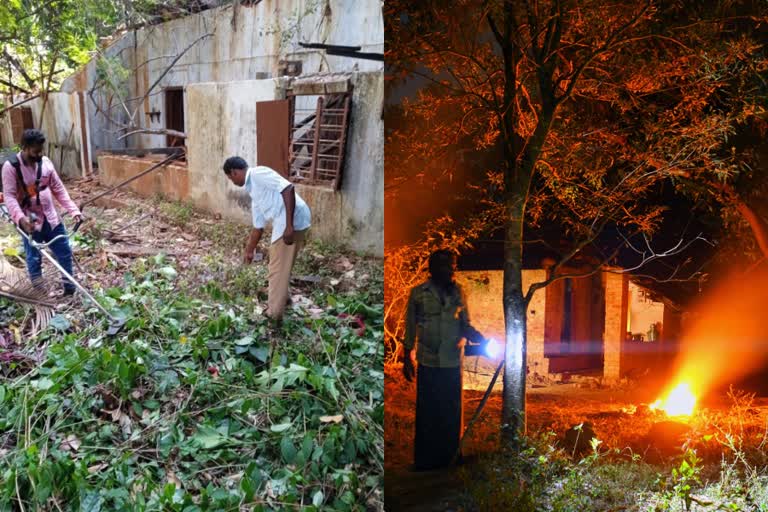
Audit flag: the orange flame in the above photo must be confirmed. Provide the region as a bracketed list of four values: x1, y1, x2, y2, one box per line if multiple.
[650, 382, 697, 417]
[656, 268, 768, 416]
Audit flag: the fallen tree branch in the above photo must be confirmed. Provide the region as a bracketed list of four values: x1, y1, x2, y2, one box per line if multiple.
[117, 128, 186, 141]
[0, 93, 40, 115]
[79, 151, 184, 210]
[107, 213, 153, 234]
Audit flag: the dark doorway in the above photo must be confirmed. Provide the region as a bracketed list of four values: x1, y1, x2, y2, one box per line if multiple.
[164, 88, 184, 148]
[562, 278, 573, 350]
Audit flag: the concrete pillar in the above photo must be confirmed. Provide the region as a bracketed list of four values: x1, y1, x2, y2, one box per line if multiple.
[524, 269, 549, 374]
[603, 270, 629, 381]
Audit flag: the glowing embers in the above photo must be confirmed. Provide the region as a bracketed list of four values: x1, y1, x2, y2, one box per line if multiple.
[650, 382, 697, 418]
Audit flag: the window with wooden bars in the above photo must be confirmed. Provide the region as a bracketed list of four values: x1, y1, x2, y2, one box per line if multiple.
[288, 92, 351, 190]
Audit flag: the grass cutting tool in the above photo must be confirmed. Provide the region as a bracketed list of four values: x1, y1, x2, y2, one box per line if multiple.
[0, 205, 127, 336]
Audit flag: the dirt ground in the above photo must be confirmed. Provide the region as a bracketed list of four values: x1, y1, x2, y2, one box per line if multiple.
[2, 174, 376, 321]
[386, 364, 659, 470]
[384, 363, 768, 510]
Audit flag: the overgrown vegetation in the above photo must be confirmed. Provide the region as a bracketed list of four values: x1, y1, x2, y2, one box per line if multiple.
[461, 421, 768, 512]
[0, 197, 384, 511]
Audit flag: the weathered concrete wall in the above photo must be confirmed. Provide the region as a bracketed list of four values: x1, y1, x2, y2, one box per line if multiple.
[61, 0, 383, 154]
[186, 79, 281, 224]
[457, 267, 675, 386]
[0, 94, 88, 178]
[0, 112, 13, 148]
[603, 271, 629, 381]
[570, 271, 593, 348]
[526, 270, 549, 376]
[28, 93, 88, 178]
[456, 270, 547, 391]
[99, 73, 382, 254]
[184, 73, 382, 255]
[61, 35, 135, 155]
[545, 277, 564, 354]
[57, 1, 383, 254]
[334, 71, 383, 255]
[662, 305, 683, 342]
[97, 154, 189, 202]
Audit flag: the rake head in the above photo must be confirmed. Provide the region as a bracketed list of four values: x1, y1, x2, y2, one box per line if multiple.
[0, 254, 61, 334]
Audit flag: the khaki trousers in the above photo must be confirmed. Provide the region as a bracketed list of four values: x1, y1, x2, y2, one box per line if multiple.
[267, 229, 307, 319]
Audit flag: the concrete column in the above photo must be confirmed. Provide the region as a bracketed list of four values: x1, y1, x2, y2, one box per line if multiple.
[524, 269, 549, 374]
[603, 270, 629, 381]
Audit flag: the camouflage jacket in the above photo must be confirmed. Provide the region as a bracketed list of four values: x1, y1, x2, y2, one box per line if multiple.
[403, 280, 484, 368]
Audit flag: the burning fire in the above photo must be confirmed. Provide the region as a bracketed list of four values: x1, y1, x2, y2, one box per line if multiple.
[650, 382, 697, 417]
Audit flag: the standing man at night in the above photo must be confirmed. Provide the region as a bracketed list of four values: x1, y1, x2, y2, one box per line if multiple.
[1, 129, 83, 295]
[402, 249, 488, 471]
[222, 156, 311, 324]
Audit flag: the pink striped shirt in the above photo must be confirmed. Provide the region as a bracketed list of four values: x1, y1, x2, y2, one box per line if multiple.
[1, 153, 80, 232]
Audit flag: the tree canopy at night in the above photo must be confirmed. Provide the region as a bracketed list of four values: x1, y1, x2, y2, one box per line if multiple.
[385, 0, 768, 442]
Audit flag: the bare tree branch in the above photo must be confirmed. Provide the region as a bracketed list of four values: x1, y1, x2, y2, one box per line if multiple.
[132, 32, 213, 120]
[555, 0, 652, 105]
[0, 78, 30, 94]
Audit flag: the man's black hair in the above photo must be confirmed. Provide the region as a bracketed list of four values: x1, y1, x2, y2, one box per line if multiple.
[21, 129, 46, 148]
[428, 249, 455, 274]
[223, 156, 248, 175]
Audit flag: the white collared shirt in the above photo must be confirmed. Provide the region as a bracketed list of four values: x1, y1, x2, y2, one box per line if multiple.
[244, 166, 311, 244]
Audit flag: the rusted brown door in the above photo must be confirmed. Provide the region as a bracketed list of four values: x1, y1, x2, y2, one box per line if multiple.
[10, 108, 24, 144]
[256, 99, 290, 178]
[21, 107, 33, 131]
[165, 88, 184, 148]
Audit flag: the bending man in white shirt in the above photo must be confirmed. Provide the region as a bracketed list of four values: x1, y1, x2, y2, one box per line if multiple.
[223, 156, 311, 323]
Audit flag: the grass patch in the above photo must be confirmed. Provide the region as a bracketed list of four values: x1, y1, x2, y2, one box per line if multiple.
[158, 200, 195, 228]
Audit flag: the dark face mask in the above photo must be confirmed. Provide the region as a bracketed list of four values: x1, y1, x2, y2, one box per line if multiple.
[24, 146, 44, 163]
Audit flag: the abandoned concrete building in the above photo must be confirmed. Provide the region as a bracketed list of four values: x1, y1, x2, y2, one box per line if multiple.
[457, 263, 685, 390]
[0, 0, 384, 256]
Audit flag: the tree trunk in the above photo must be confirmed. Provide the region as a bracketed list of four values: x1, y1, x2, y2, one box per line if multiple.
[502, 201, 527, 442]
[499, 102, 555, 444]
[735, 200, 768, 260]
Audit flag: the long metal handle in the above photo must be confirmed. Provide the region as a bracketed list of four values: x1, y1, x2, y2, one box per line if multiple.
[28, 218, 83, 250]
[28, 238, 115, 320]
[0, 206, 115, 321]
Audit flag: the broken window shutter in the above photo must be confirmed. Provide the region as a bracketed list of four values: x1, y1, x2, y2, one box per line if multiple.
[287, 92, 352, 189]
